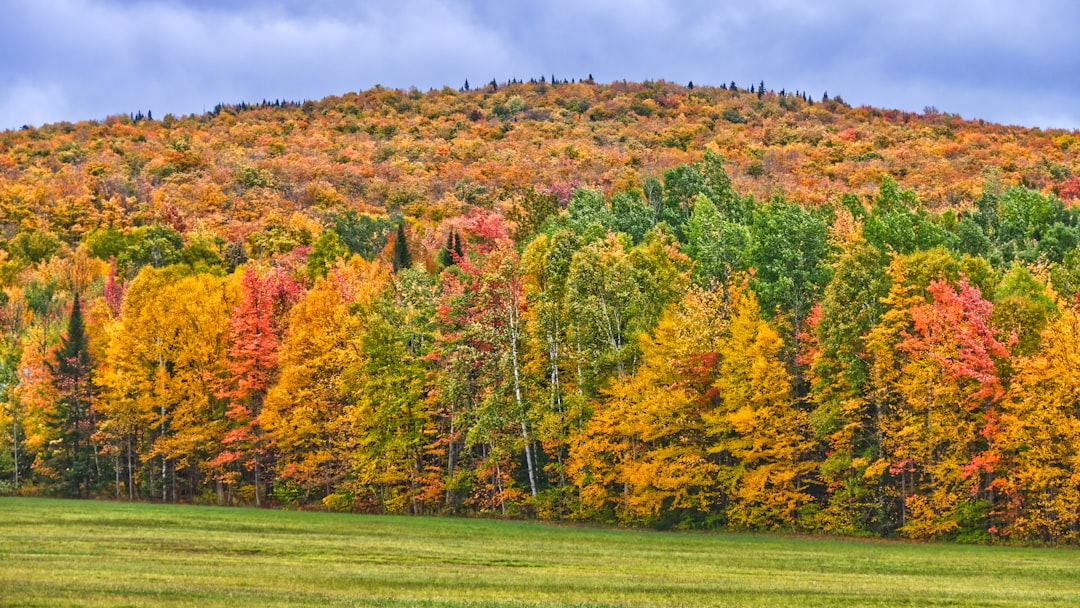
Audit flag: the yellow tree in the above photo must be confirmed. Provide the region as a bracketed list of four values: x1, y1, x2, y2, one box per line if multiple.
[996, 300, 1080, 542]
[261, 257, 389, 505]
[864, 248, 998, 536]
[710, 285, 817, 529]
[570, 285, 728, 526]
[96, 267, 236, 502]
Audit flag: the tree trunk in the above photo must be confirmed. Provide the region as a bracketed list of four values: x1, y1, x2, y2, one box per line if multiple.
[509, 299, 537, 499]
[126, 438, 134, 501]
[254, 452, 261, 507]
[10, 399, 18, 489]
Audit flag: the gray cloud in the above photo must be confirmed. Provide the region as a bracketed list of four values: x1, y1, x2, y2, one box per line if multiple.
[0, 0, 1077, 130]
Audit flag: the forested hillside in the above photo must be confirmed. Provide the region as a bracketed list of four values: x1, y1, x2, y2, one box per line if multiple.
[2, 79, 1080, 543]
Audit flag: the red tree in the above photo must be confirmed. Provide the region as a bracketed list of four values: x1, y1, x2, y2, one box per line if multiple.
[212, 265, 302, 505]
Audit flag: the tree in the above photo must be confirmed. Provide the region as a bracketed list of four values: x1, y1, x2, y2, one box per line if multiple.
[96, 267, 237, 502]
[566, 231, 687, 389]
[438, 230, 465, 268]
[863, 177, 951, 258]
[306, 230, 348, 281]
[566, 188, 614, 241]
[344, 269, 438, 514]
[685, 194, 751, 288]
[886, 276, 1010, 539]
[609, 190, 654, 244]
[392, 223, 412, 273]
[44, 294, 98, 496]
[212, 265, 301, 505]
[749, 195, 831, 384]
[328, 210, 393, 261]
[661, 151, 742, 242]
[437, 246, 538, 505]
[261, 259, 387, 504]
[710, 285, 817, 529]
[805, 236, 892, 534]
[570, 286, 728, 526]
[996, 301, 1080, 541]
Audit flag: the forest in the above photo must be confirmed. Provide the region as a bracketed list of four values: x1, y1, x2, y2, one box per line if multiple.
[1, 78, 1080, 543]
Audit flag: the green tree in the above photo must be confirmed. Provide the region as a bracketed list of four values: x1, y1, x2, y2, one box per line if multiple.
[685, 194, 751, 288]
[44, 295, 99, 496]
[806, 236, 891, 534]
[328, 210, 394, 261]
[306, 230, 348, 281]
[392, 224, 412, 273]
[344, 269, 438, 514]
[749, 195, 831, 378]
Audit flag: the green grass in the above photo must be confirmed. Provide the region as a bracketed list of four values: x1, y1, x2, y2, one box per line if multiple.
[0, 498, 1077, 607]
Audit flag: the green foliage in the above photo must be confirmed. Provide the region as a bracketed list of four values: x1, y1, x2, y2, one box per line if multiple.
[749, 195, 831, 339]
[6, 229, 61, 264]
[864, 177, 952, 256]
[608, 190, 654, 244]
[328, 209, 393, 260]
[660, 150, 743, 241]
[120, 224, 185, 273]
[181, 232, 226, 273]
[506, 188, 559, 244]
[305, 230, 347, 281]
[84, 227, 130, 261]
[43, 296, 98, 497]
[566, 188, 613, 241]
[685, 194, 750, 285]
[391, 223, 412, 272]
[246, 217, 313, 257]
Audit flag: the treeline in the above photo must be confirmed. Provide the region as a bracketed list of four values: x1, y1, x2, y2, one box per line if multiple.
[3, 152, 1080, 545]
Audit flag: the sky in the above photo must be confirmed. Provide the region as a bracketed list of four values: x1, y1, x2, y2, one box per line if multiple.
[1, 0, 1078, 132]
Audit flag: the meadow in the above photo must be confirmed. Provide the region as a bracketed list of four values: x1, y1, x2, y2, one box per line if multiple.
[0, 498, 1077, 607]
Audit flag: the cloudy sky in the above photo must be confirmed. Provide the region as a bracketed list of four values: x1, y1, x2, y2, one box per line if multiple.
[1, 0, 1078, 131]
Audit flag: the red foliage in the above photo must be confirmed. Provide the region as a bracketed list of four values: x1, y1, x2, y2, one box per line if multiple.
[103, 256, 124, 317]
[900, 276, 1011, 405]
[1059, 176, 1080, 203]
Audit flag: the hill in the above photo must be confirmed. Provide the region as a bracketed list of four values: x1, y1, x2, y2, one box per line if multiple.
[2, 80, 1077, 245]
[1, 80, 1080, 543]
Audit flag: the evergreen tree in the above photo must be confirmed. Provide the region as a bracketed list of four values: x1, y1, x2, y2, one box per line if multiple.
[392, 223, 412, 273]
[438, 231, 457, 267]
[46, 295, 98, 496]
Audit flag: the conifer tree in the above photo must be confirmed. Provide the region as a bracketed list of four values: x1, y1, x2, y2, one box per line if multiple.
[438, 230, 457, 267]
[392, 223, 412, 273]
[46, 294, 98, 496]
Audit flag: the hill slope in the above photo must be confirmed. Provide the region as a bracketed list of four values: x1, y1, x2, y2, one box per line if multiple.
[1, 81, 1080, 543]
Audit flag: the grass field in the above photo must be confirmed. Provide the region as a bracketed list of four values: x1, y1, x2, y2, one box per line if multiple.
[0, 498, 1077, 607]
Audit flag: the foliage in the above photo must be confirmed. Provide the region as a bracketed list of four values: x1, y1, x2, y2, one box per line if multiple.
[4, 80, 1080, 543]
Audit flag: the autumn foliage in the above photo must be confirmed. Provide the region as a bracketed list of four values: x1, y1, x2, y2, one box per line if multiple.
[1, 80, 1080, 543]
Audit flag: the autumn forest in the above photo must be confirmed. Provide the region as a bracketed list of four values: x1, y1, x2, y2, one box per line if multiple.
[2, 79, 1080, 543]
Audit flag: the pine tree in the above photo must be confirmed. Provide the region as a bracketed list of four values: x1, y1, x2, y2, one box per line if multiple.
[46, 294, 98, 496]
[392, 223, 412, 273]
[438, 231, 457, 267]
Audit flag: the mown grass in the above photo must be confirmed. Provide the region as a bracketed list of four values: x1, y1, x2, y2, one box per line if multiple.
[0, 497, 1077, 607]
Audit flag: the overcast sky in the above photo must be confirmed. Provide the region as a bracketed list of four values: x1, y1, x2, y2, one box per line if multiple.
[2, 0, 1078, 132]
